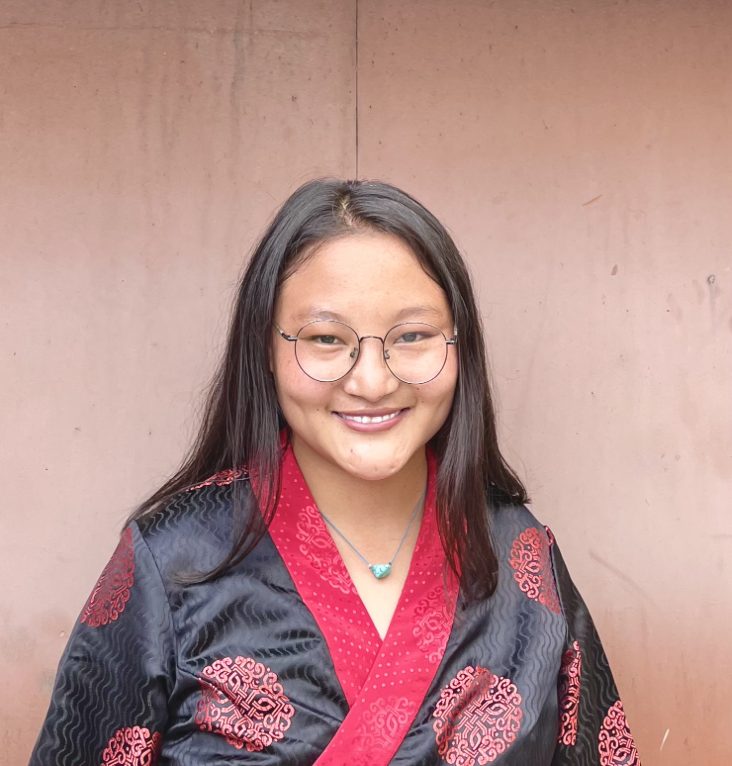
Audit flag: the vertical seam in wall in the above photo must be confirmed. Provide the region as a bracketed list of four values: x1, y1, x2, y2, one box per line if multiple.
[355, 0, 359, 178]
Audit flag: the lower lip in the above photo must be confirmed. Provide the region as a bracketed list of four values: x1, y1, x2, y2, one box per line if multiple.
[334, 409, 408, 433]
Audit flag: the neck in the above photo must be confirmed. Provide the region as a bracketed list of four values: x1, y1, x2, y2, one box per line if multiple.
[290, 437, 428, 529]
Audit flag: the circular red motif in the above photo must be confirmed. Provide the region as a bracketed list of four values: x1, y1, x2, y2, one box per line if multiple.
[598, 700, 640, 766]
[508, 527, 561, 614]
[81, 527, 135, 627]
[433, 666, 523, 765]
[195, 656, 295, 752]
[557, 640, 582, 746]
[101, 726, 161, 766]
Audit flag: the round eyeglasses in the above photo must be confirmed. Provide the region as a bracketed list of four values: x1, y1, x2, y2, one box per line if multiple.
[274, 320, 458, 384]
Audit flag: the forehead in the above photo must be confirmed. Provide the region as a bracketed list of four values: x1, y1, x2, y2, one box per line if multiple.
[276, 232, 451, 325]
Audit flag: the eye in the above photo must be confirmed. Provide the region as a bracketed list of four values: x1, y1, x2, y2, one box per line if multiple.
[313, 335, 340, 346]
[299, 329, 350, 347]
[395, 331, 424, 343]
[391, 325, 441, 344]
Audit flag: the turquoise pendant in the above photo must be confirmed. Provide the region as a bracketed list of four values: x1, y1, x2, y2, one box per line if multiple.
[369, 563, 392, 580]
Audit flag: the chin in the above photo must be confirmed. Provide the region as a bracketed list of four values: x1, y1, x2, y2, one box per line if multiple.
[338, 444, 414, 482]
[344, 462, 402, 482]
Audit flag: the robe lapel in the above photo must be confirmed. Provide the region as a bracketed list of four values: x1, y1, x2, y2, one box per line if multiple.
[267, 446, 382, 706]
[266, 446, 459, 765]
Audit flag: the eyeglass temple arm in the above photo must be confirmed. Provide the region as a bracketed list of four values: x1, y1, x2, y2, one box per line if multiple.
[274, 324, 298, 342]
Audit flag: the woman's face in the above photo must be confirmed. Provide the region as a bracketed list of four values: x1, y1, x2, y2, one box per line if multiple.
[271, 231, 458, 483]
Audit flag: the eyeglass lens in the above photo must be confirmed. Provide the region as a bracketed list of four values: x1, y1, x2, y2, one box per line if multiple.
[293, 321, 450, 383]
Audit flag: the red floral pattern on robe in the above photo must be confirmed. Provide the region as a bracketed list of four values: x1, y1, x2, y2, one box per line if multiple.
[598, 700, 640, 765]
[352, 696, 415, 752]
[81, 527, 135, 627]
[295, 503, 356, 595]
[557, 640, 582, 746]
[188, 467, 248, 491]
[101, 726, 161, 765]
[412, 585, 452, 663]
[432, 666, 523, 765]
[508, 527, 561, 614]
[195, 656, 295, 752]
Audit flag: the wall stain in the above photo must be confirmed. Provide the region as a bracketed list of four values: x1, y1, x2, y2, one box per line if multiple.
[707, 273, 719, 327]
[666, 292, 683, 322]
[589, 549, 656, 604]
[691, 278, 705, 304]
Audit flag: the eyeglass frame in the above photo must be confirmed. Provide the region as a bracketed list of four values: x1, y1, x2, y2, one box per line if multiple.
[273, 319, 458, 384]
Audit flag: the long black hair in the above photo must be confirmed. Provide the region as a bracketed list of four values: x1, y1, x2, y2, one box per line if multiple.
[130, 178, 527, 600]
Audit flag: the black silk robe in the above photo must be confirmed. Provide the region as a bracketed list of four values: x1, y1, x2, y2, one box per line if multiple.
[30, 447, 640, 765]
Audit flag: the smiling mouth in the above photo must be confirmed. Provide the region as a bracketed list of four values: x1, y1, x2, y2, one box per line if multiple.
[336, 409, 406, 424]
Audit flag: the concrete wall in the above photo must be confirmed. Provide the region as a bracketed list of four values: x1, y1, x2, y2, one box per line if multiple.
[2, 2, 729, 763]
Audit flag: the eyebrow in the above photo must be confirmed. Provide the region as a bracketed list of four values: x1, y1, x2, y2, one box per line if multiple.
[292, 305, 446, 324]
[393, 305, 444, 321]
[292, 308, 348, 323]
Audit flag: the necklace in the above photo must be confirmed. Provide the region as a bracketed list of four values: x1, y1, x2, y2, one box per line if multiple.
[318, 490, 425, 580]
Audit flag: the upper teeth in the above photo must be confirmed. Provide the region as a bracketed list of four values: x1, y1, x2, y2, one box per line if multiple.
[342, 412, 400, 424]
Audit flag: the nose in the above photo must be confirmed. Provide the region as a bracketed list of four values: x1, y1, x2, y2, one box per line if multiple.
[341, 336, 400, 400]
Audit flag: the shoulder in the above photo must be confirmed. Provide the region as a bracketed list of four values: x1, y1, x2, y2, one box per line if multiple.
[133, 470, 252, 578]
[489, 494, 550, 549]
[487, 497, 558, 579]
[487, 498, 565, 616]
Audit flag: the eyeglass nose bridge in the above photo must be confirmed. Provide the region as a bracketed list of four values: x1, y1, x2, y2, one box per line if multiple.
[350, 334, 392, 366]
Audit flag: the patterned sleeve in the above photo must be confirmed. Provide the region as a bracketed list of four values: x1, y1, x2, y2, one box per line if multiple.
[29, 522, 174, 766]
[547, 528, 641, 766]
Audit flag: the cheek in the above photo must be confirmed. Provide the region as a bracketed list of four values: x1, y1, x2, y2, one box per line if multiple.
[433, 354, 459, 396]
[271, 343, 301, 391]
[415, 370, 458, 416]
[425, 362, 458, 416]
[272, 356, 332, 413]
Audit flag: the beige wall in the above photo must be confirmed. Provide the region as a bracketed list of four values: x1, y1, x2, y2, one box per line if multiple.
[1, 2, 729, 764]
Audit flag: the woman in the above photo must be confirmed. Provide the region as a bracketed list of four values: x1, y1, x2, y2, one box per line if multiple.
[31, 179, 640, 765]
